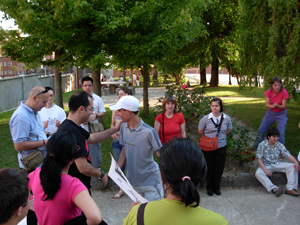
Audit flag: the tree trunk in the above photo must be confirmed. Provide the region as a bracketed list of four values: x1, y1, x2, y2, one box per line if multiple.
[210, 56, 219, 87]
[122, 66, 126, 83]
[153, 64, 158, 80]
[141, 62, 149, 117]
[200, 63, 206, 84]
[54, 51, 63, 108]
[92, 69, 101, 96]
[130, 68, 133, 86]
[228, 67, 232, 85]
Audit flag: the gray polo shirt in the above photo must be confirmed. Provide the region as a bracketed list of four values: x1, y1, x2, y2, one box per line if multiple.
[119, 119, 162, 186]
[198, 112, 233, 148]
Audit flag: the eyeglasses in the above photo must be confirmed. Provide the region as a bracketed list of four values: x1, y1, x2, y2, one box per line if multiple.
[86, 106, 94, 111]
[22, 194, 35, 206]
[36, 89, 48, 96]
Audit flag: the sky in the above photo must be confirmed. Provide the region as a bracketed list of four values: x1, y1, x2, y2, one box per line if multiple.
[0, 11, 18, 30]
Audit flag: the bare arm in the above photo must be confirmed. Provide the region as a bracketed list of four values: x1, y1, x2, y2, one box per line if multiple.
[276, 99, 287, 110]
[226, 129, 232, 135]
[287, 155, 300, 172]
[111, 110, 116, 128]
[198, 129, 204, 135]
[74, 190, 103, 225]
[14, 139, 48, 152]
[118, 147, 126, 169]
[88, 125, 120, 144]
[180, 122, 186, 138]
[265, 97, 277, 109]
[257, 158, 272, 177]
[154, 120, 161, 135]
[88, 112, 106, 123]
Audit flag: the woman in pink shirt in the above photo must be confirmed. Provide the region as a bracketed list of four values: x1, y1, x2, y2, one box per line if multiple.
[253, 77, 289, 148]
[28, 131, 105, 225]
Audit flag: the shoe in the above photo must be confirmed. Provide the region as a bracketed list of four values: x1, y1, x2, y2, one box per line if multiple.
[113, 190, 124, 199]
[274, 188, 283, 197]
[214, 190, 221, 196]
[285, 189, 300, 197]
[207, 190, 213, 196]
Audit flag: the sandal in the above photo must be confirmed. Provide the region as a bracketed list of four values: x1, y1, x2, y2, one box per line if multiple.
[113, 190, 124, 199]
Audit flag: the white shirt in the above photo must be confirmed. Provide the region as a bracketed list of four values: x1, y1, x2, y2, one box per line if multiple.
[39, 104, 66, 133]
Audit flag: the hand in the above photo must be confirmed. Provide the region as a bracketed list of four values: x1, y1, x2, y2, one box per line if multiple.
[101, 173, 108, 186]
[55, 119, 60, 127]
[115, 132, 120, 141]
[265, 170, 272, 177]
[111, 133, 117, 139]
[43, 120, 48, 129]
[88, 113, 97, 123]
[156, 151, 161, 158]
[129, 201, 139, 212]
[82, 122, 88, 125]
[294, 162, 300, 172]
[272, 102, 278, 108]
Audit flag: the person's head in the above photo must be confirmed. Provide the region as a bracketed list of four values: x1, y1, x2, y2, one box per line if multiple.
[68, 91, 93, 123]
[26, 86, 49, 112]
[109, 96, 140, 121]
[44, 86, 55, 107]
[40, 131, 77, 200]
[266, 127, 280, 145]
[270, 77, 283, 93]
[118, 87, 131, 100]
[162, 96, 178, 114]
[210, 98, 223, 113]
[81, 76, 94, 95]
[0, 168, 30, 224]
[159, 138, 207, 207]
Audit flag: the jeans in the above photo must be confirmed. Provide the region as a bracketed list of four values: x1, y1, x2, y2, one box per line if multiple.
[253, 109, 287, 148]
[112, 139, 125, 171]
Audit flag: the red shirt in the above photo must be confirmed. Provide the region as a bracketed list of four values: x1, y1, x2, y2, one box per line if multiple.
[265, 88, 289, 112]
[155, 113, 185, 144]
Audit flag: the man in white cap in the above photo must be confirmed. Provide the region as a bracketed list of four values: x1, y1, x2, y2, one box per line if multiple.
[109, 96, 163, 201]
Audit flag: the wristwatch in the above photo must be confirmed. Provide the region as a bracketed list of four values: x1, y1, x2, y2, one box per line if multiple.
[46, 132, 50, 138]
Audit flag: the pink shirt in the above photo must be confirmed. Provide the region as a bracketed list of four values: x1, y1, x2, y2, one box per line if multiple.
[28, 168, 87, 225]
[265, 88, 289, 112]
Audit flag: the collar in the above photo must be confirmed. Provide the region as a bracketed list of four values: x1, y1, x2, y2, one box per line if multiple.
[124, 118, 144, 131]
[208, 112, 226, 119]
[20, 100, 35, 114]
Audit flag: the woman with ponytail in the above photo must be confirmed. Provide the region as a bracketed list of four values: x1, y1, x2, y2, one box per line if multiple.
[28, 131, 105, 225]
[123, 138, 228, 225]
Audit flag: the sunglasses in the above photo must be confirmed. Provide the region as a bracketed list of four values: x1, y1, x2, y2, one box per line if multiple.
[36, 89, 48, 96]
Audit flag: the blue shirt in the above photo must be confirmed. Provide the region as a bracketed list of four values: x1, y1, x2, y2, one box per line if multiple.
[9, 100, 47, 169]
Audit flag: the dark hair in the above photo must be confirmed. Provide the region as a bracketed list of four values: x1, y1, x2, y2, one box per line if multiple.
[266, 127, 280, 139]
[159, 138, 207, 207]
[0, 168, 29, 223]
[68, 91, 92, 113]
[45, 86, 54, 94]
[40, 131, 77, 200]
[270, 76, 283, 91]
[210, 97, 223, 112]
[162, 96, 178, 113]
[119, 87, 131, 95]
[82, 76, 93, 85]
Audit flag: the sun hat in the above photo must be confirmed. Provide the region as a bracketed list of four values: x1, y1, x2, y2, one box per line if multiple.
[109, 96, 140, 111]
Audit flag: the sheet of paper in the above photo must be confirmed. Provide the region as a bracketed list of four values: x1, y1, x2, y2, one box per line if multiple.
[297, 150, 300, 161]
[108, 153, 148, 203]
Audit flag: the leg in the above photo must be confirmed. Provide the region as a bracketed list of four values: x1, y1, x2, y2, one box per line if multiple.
[213, 146, 227, 192]
[274, 110, 287, 145]
[203, 150, 214, 192]
[253, 109, 275, 148]
[88, 142, 102, 168]
[272, 163, 298, 191]
[255, 166, 278, 193]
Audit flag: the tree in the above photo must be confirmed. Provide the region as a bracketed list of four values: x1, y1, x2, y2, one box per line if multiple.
[239, 0, 300, 100]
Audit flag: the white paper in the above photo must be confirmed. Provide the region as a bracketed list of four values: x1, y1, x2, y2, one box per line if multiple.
[108, 153, 148, 203]
[297, 150, 300, 161]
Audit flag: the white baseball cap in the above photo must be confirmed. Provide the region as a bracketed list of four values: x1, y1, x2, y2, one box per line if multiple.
[109, 96, 140, 111]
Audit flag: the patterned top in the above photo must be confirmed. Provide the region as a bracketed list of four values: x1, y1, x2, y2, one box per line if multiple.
[256, 140, 291, 166]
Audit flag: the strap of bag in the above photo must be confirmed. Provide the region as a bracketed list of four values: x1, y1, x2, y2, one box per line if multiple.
[162, 113, 165, 144]
[216, 113, 224, 137]
[137, 203, 148, 225]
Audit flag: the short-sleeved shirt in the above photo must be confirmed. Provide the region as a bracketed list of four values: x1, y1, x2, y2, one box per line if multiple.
[256, 140, 291, 166]
[155, 112, 185, 144]
[198, 112, 233, 148]
[81, 93, 106, 132]
[9, 100, 47, 169]
[28, 168, 87, 225]
[58, 119, 91, 189]
[39, 104, 66, 133]
[265, 88, 289, 112]
[119, 119, 162, 186]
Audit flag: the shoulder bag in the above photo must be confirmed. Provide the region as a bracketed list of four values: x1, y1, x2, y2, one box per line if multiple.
[198, 114, 224, 151]
[21, 149, 45, 171]
[137, 202, 148, 225]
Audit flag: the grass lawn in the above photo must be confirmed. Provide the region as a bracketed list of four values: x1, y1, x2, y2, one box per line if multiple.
[1, 85, 299, 170]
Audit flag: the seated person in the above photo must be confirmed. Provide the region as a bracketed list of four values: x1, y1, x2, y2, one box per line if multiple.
[28, 131, 106, 224]
[0, 168, 30, 225]
[123, 138, 228, 225]
[255, 127, 300, 196]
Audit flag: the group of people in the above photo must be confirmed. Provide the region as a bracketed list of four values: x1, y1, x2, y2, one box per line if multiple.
[1, 75, 299, 225]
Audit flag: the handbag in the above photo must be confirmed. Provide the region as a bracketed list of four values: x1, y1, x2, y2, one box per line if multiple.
[88, 122, 104, 134]
[137, 203, 148, 225]
[21, 149, 45, 171]
[199, 114, 224, 151]
[65, 215, 107, 225]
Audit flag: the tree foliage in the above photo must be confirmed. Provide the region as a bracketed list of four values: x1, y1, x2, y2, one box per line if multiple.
[239, 0, 300, 99]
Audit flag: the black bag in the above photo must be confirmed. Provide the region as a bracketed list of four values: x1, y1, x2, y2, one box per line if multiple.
[65, 215, 107, 225]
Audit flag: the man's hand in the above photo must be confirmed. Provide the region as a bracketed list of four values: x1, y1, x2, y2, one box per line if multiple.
[88, 113, 97, 123]
[265, 170, 272, 177]
[55, 119, 60, 127]
[294, 161, 300, 172]
[101, 173, 108, 186]
[43, 120, 48, 129]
